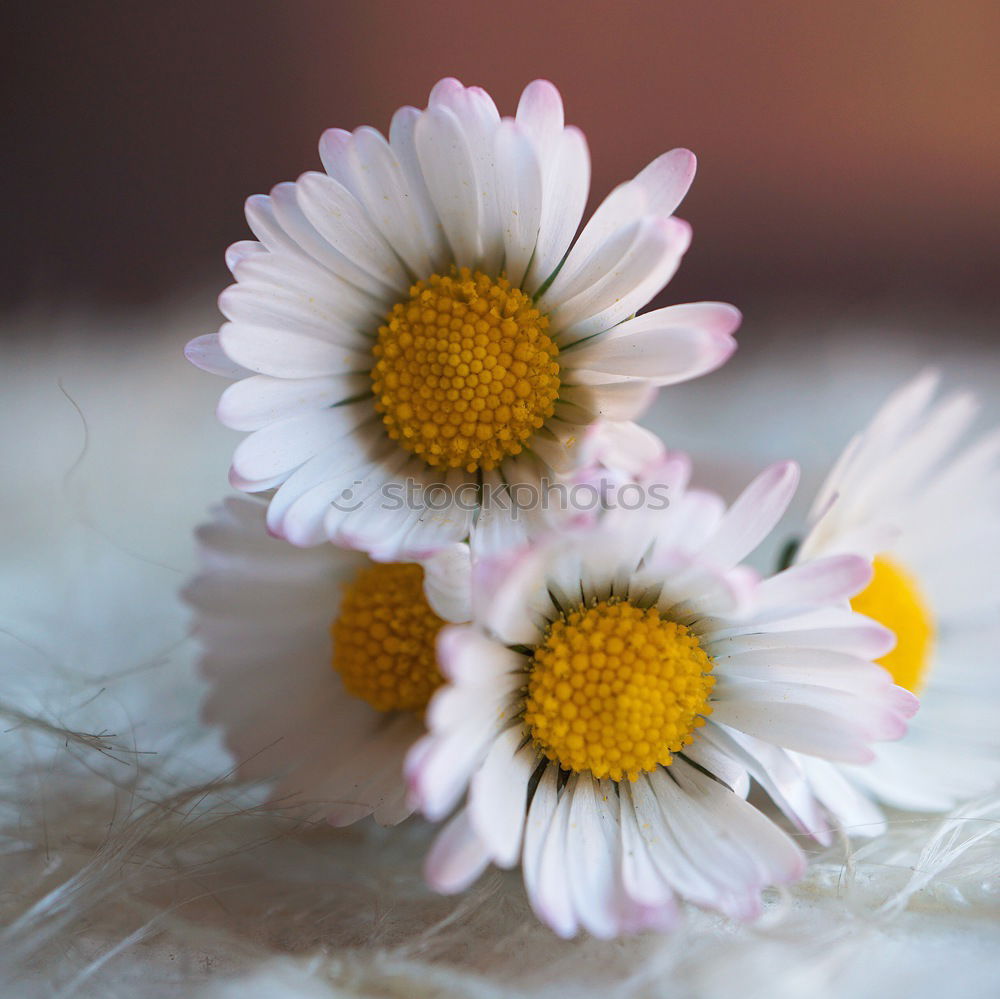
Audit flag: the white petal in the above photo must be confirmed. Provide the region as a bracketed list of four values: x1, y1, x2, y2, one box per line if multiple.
[561, 302, 739, 382]
[545, 146, 693, 296]
[715, 647, 898, 694]
[425, 677, 521, 732]
[407, 709, 506, 821]
[532, 777, 578, 938]
[697, 461, 799, 569]
[849, 738, 1000, 812]
[364, 465, 475, 558]
[185, 332, 251, 378]
[320, 125, 436, 277]
[801, 369, 940, 544]
[327, 460, 476, 560]
[704, 614, 895, 661]
[217, 279, 363, 346]
[558, 382, 658, 422]
[267, 181, 399, 304]
[668, 759, 805, 886]
[525, 126, 590, 294]
[228, 467, 289, 494]
[428, 79, 504, 274]
[415, 103, 482, 267]
[644, 770, 762, 920]
[754, 554, 874, 611]
[699, 725, 832, 842]
[651, 488, 726, 554]
[541, 212, 641, 309]
[422, 543, 473, 623]
[682, 736, 751, 797]
[623, 775, 726, 911]
[565, 775, 621, 939]
[864, 388, 977, 510]
[324, 715, 419, 827]
[388, 105, 451, 271]
[468, 727, 537, 867]
[424, 809, 492, 894]
[218, 322, 372, 379]
[796, 755, 887, 837]
[321, 453, 431, 553]
[471, 543, 554, 646]
[515, 79, 564, 157]
[435, 624, 525, 685]
[494, 120, 543, 287]
[184, 573, 334, 620]
[279, 444, 406, 549]
[617, 783, 679, 919]
[521, 765, 561, 926]
[217, 374, 370, 431]
[190, 503, 403, 821]
[373, 784, 414, 827]
[295, 171, 410, 294]
[244, 190, 315, 261]
[546, 217, 693, 342]
[227, 249, 382, 335]
[710, 680, 908, 763]
[316, 125, 353, 182]
[576, 420, 667, 481]
[231, 401, 374, 485]
[264, 428, 394, 541]
[618, 793, 679, 932]
[657, 561, 758, 620]
[523, 420, 586, 473]
[633, 148, 698, 216]
[470, 477, 534, 556]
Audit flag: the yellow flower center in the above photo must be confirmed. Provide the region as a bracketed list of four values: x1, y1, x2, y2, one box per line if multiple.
[850, 555, 935, 694]
[371, 267, 561, 473]
[331, 562, 445, 713]
[524, 600, 715, 782]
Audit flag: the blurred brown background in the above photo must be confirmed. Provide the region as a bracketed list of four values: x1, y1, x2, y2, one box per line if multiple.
[6, 0, 999, 327]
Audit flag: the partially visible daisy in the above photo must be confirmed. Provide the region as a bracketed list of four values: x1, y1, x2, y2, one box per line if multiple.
[406, 454, 916, 937]
[790, 370, 1000, 824]
[184, 497, 470, 825]
[186, 77, 739, 560]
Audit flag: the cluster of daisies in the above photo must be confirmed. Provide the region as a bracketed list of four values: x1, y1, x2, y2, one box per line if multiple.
[185, 79, 1000, 938]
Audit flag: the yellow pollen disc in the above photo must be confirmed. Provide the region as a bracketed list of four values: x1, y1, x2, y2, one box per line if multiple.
[331, 562, 445, 713]
[850, 555, 935, 694]
[524, 600, 715, 782]
[371, 267, 561, 473]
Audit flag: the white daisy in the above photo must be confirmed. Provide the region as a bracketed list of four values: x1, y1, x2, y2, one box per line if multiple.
[406, 453, 916, 937]
[790, 370, 1000, 825]
[184, 497, 471, 826]
[185, 77, 739, 559]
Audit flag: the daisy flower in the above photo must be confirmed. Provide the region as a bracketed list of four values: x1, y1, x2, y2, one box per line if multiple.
[185, 77, 740, 559]
[790, 370, 1000, 824]
[184, 497, 471, 825]
[406, 454, 917, 937]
